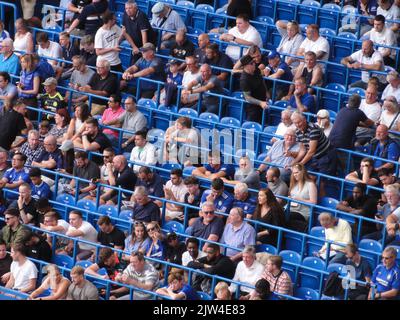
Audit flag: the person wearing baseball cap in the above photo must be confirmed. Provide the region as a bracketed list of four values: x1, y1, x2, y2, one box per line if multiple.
[121, 42, 165, 98]
[239, 54, 268, 123]
[40, 77, 65, 114]
[150, 2, 186, 49]
[315, 109, 333, 137]
[264, 50, 293, 100]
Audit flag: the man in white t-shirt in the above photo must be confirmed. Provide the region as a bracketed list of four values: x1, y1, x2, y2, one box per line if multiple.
[272, 108, 296, 144]
[181, 237, 206, 267]
[382, 70, 400, 102]
[129, 130, 157, 173]
[164, 168, 188, 221]
[94, 11, 123, 72]
[40, 211, 70, 250]
[297, 24, 330, 62]
[65, 210, 98, 261]
[365, 15, 397, 67]
[181, 55, 201, 104]
[341, 40, 386, 90]
[36, 32, 62, 70]
[377, 0, 400, 30]
[220, 14, 263, 62]
[6, 243, 38, 293]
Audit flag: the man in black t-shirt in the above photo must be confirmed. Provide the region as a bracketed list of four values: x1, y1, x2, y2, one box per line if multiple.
[9, 183, 38, 227]
[97, 215, 125, 250]
[131, 186, 161, 224]
[24, 232, 52, 262]
[0, 101, 27, 150]
[201, 43, 233, 83]
[239, 54, 267, 123]
[345, 158, 380, 189]
[0, 239, 12, 285]
[170, 29, 195, 71]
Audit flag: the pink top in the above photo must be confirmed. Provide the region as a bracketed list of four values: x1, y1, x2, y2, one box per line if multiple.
[102, 106, 125, 138]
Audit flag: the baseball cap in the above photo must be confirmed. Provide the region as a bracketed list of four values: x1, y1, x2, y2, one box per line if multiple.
[267, 51, 279, 60]
[168, 59, 180, 65]
[59, 139, 74, 152]
[316, 109, 330, 119]
[140, 42, 156, 52]
[42, 77, 57, 86]
[152, 2, 165, 15]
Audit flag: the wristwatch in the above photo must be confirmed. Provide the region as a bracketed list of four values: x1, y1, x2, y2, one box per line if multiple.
[232, 36, 236, 42]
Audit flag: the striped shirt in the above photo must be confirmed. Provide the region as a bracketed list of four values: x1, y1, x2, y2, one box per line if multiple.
[262, 270, 293, 296]
[123, 262, 159, 300]
[20, 142, 45, 166]
[295, 122, 330, 159]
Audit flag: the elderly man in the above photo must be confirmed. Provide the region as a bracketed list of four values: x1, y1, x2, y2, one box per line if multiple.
[220, 14, 263, 62]
[100, 155, 137, 205]
[222, 156, 260, 190]
[317, 212, 353, 264]
[0, 152, 30, 200]
[188, 202, 225, 251]
[365, 14, 397, 67]
[368, 247, 400, 300]
[194, 33, 210, 62]
[111, 251, 160, 300]
[231, 183, 257, 219]
[220, 208, 256, 262]
[150, 2, 186, 48]
[122, 0, 156, 63]
[287, 77, 316, 113]
[229, 246, 264, 296]
[66, 55, 96, 104]
[297, 24, 330, 63]
[368, 124, 400, 171]
[200, 178, 234, 215]
[0, 72, 17, 108]
[19, 130, 44, 167]
[135, 166, 164, 204]
[78, 59, 119, 116]
[383, 197, 400, 247]
[0, 38, 20, 75]
[273, 108, 296, 143]
[341, 39, 386, 90]
[103, 96, 147, 152]
[291, 111, 337, 175]
[129, 130, 157, 173]
[131, 186, 160, 224]
[122, 42, 165, 98]
[239, 54, 268, 123]
[201, 43, 233, 83]
[382, 70, 400, 102]
[32, 135, 63, 172]
[257, 128, 300, 181]
[182, 63, 224, 114]
[94, 11, 123, 72]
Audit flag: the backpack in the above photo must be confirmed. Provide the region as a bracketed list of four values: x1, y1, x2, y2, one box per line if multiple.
[323, 271, 344, 297]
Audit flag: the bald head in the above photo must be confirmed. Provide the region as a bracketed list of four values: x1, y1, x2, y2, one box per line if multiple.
[362, 40, 374, 56]
[200, 63, 212, 80]
[112, 155, 127, 172]
[198, 33, 210, 49]
[376, 124, 389, 141]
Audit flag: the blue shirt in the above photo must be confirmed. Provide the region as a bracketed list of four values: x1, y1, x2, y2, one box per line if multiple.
[190, 216, 225, 240]
[36, 149, 63, 170]
[201, 189, 234, 214]
[289, 92, 315, 114]
[147, 239, 164, 260]
[135, 173, 164, 198]
[267, 62, 293, 83]
[3, 167, 30, 200]
[372, 140, 400, 169]
[35, 59, 55, 80]
[19, 69, 40, 99]
[30, 181, 52, 200]
[220, 222, 256, 257]
[0, 53, 20, 76]
[124, 235, 151, 255]
[232, 195, 257, 217]
[372, 263, 400, 294]
[134, 57, 165, 91]
[204, 163, 235, 180]
[171, 284, 199, 300]
[166, 72, 183, 86]
[0, 83, 17, 108]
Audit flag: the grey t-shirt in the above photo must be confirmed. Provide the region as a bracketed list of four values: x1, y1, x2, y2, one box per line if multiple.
[234, 169, 260, 190]
[70, 68, 95, 99]
[118, 110, 147, 139]
[268, 178, 289, 198]
[67, 280, 99, 300]
[195, 74, 223, 106]
[73, 160, 101, 188]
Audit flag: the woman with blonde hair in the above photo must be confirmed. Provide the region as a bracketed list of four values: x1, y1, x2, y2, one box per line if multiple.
[13, 18, 34, 56]
[28, 264, 70, 300]
[287, 163, 318, 232]
[214, 281, 232, 300]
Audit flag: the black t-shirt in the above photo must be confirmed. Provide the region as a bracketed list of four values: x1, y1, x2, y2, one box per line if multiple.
[0, 109, 26, 150]
[73, 160, 100, 188]
[164, 242, 186, 265]
[240, 69, 267, 107]
[71, 0, 92, 28]
[132, 200, 160, 223]
[0, 253, 12, 278]
[122, 10, 156, 47]
[202, 52, 233, 76]
[135, 173, 164, 198]
[27, 238, 52, 262]
[344, 195, 377, 232]
[80, 49, 97, 67]
[9, 198, 39, 227]
[89, 132, 112, 153]
[329, 107, 368, 149]
[88, 72, 119, 105]
[184, 192, 202, 220]
[170, 39, 195, 61]
[114, 165, 137, 198]
[97, 226, 126, 249]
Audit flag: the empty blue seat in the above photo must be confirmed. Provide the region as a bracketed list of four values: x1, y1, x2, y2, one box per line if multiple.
[347, 87, 365, 98]
[295, 287, 320, 300]
[263, 125, 278, 136]
[319, 3, 341, 31]
[331, 32, 357, 62]
[276, 0, 300, 21]
[256, 0, 275, 17]
[358, 239, 382, 270]
[320, 27, 336, 37]
[192, 4, 214, 30]
[280, 250, 302, 264]
[198, 112, 219, 126]
[297, 0, 320, 25]
[175, 1, 195, 24]
[285, 232, 305, 253]
[197, 291, 212, 300]
[256, 244, 277, 254]
[300, 257, 326, 290]
[227, 92, 245, 121]
[242, 121, 262, 132]
[235, 148, 256, 160]
[98, 205, 119, 218]
[119, 210, 133, 221]
[52, 254, 74, 269]
[255, 16, 274, 25]
[163, 221, 185, 234]
[159, 163, 183, 180]
[321, 83, 346, 112]
[179, 108, 198, 118]
[220, 116, 241, 128]
[319, 197, 339, 210]
[137, 98, 157, 109]
[326, 263, 346, 275]
[56, 193, 75, 206]
[307, 227, 326, 256]
[77, 199, 97, 213]
[75, 260, 93, 269]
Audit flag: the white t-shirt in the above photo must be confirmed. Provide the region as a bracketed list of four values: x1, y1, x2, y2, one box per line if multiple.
[380, 110, 400, 129]
[182, 70, 201, 88]
[382, 83, 400, 103]
[165, 180, 188, 219]
[181, 250, 206, 266]
[299, 36, 330, 61]
[350, 49, 385, 83]
[275, 122, 296, 138]
[10, 259, 38, 290]
[377, 4, 400, 29]
[359, 99, 382, 122]
[129, 142, 157, 173]
[58, 219, 70, 234]
[367, 27, 397, 59]
[38, 41, 62, 66]
[68, 221, 98, 251]
[226, 25, 263, 61]
[94, 24, 122, 66]
[276, 26, 304, 66]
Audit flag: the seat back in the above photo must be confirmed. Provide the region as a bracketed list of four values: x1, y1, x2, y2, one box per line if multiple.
[255, 244, 277, 254]
[295, 287, 320, 300]
[98, 205, 119, 218]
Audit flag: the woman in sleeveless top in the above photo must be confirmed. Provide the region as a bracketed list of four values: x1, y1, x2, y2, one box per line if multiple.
[288, 164, 318, 228]
[18, 53, 40, 110]
[13, 18, 34, 56]
[28, 264, 70, 300]
[66, 103, 91, 141]
[253, 188, 286, 246]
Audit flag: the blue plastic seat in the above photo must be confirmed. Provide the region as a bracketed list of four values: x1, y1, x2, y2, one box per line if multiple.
[320, 27, 336, 38]
[235, 148, 256, 161]
[163, 221, 185, 234]
[256, 0, 275, 16]
[263, 125, 278, 136]
[183, 166, 196, 176]
[159, 163, 183, 180]
[255, 244, 277, 254]
[319, 197, 339, 210]
[56, 193, 75, 206]
[297, 0, 320, 25]
[347, 87, 365, 98]
[321, 83, 346, 112]
[227, 91, 245, 121]
[76, 199, 97, 220]
[326, 263, 346, 275]
[198, 112, 219, 128]
[75, 260, 93, 269]
[295, 287, 320, 300]
[98, 204, 119, 218]
[119, 210, 133, 221]
[300, 257, 326, 290]
[307, 227, 326, 256]
[319, 3, 341, 31]
[280, 250, 302, 264]
[52, 254, 74, 269]
[242, 121, 262, 132]
[137, 98, 157, 109]
[197, 291, 212, 300]
[276, 0, 300, 21]
[358, 239, 382, 270]
[179, 108, 198, 118]
[192, 4, 214, 30]
[331, 32, 357, 62]
[220, 116, 241, 128]
[285, 232, 305, 253]
[175, 1, 194, 24]
[255, 16, 274, 25]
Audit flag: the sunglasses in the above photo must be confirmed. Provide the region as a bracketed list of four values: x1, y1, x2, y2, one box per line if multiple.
[147, 227, 156, 232]
[5, 217, 13, 221]
[203, 211, 214, 215]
